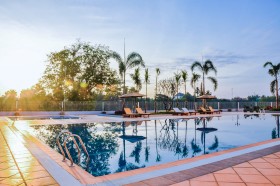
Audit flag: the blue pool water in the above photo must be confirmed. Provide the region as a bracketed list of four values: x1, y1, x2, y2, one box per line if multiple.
[26, 114, 279, 177]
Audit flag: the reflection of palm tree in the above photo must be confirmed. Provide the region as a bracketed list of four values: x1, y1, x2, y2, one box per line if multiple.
[130, 141, 142, 163]
[182, 120, 188, 158]
[272, 115, 280, 139]
[208, 136, 219, 151]
[155, 120, 161, 162]
[145, 121, 150, 162]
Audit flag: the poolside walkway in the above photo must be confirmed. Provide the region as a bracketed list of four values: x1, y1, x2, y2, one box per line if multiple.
[0, 119, 58, 186]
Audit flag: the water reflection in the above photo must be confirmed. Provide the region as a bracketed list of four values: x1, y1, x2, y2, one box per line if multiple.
[26, 115, 278, 177]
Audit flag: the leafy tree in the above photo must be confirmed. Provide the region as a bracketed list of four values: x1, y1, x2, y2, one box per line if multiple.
[263, 61, 280, 108]
[41, 41, 120, 101]
[111, 51, 144, 94]
[130, 67, 142, 92]
[191, 60, 217, 95]
[158, 78, 176, 111]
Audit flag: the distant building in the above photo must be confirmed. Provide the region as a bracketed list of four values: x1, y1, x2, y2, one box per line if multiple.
[174, 93, 185, 100]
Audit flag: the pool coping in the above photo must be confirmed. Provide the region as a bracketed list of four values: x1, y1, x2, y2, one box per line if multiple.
[7, 112, 280, 185]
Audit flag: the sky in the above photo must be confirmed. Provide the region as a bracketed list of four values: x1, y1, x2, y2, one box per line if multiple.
[0, 0, 280, 99]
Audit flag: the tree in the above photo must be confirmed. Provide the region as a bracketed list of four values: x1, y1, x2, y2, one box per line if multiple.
[155, 68, 160, 112]
[264, 61, 280, 108]
[130, 67, 142, 92]
[181, 70, 188, 104]
[144, 68, 150, 112]
[41, 41, 120, 101]
[190, 73, 201, 100]
[174, 72, 181, 106]
[111, 52, 145, 94]
[191, 60, 217, 95]
[158, 78, 176, 111]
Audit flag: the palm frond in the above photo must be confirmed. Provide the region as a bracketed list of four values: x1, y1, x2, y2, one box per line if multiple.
[174, 72, 181, 83]
[263, 61, 273, 68]
[110, 52, 123, 64]
[191, 61, 203, 72]
[144, 68, 150, 84]
[127, 52, 145, 68]
[207, 76, 218, 90]
[270, 79, 277, 94]
[156, 68, 160, 76]
[190, 73, 201, 88]
[181, 70, 188, 81]
[204, 60, 217, 75]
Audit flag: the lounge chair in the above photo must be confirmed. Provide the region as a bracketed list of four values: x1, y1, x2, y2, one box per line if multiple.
[136, 108, 151, 118]
[123, 108, 140, 118]
[182, 108, 197, 115]
[199, 107, 213, 114]
[208, 106, 221, 114]
[173, 108, 189, 116]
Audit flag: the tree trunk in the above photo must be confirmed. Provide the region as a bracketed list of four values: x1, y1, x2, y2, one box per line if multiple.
[155, 76, 157, 113]
[276, 79, 279, 108]
[123, 71, 126, 94]
[145, 83, 147, 113]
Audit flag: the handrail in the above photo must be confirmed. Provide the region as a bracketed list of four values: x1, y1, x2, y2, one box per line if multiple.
[56, 130, 90, 167]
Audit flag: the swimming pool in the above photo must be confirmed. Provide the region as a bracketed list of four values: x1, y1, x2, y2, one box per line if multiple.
[25, 113, 279, 177]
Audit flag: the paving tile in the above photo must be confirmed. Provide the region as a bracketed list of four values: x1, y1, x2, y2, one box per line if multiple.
[246, 184, 274, 186]
[22, 170, 51, 180]
[170, 180, 190, 186]
[189, 180, 218, 186]
[215, 168, 236, 174]
[233, 168, 261, 175]
[0, 170, 20, 178]
[238, 174, 272, 184]
[257, 168, 280, 176]
[25, 176, 57, 186]
[249, 158, 267, 163]
[142, 177, 176, 186]
[124, 182, 149, 186]
[250, 162, 276, 169]
[191, 174, 216, 182]
[265, 175, 280, 185]
[233, 162, 253, 168]
[214, 173, 243, 183]
[217, 182, 246, 186]
[0, 177, 24, 185]
[163, 172, 191, 182]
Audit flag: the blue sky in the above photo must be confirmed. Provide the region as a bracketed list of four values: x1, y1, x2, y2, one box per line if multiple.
[0, 0, 279, 98]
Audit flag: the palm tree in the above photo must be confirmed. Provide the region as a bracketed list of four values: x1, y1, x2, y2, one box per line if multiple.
[181, 70, 188, 107]
[111, 52, 145, 94]
[191, 60, 217, 95]
[263, 62, 280, 108]
[190, 73, 201, 109]
[130, 67, 142, 92]
[174, 72, 181, 106]
[144, 68, 150, 112]
[155, 68, 160, 113]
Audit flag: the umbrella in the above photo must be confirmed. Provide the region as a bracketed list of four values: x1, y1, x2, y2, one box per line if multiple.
[197, 95, 217, 107]
[119, 92, 145, 112]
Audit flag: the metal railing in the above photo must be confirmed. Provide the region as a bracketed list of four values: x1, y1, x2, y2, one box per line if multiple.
[56, 130, 90, 167]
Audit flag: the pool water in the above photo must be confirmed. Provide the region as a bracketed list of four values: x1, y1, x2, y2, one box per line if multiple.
[26, 114, 279, 177]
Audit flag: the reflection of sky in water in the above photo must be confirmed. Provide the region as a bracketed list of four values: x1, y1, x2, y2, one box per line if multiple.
[25, 114, 278, 177]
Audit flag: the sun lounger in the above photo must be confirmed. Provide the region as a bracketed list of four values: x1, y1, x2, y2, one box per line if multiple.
[173, 108, 189, 115]
[123, 108, 140, 118]
[208, 106, 220, 114]
[198, 107, 213, 114]
[182, 108, 197, 115]
[136, 108, 151, 118]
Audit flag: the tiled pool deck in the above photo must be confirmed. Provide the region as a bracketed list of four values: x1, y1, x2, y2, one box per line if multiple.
[1, 113, 280, 186]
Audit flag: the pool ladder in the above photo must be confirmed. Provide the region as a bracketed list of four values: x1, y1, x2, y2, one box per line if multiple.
[56, 130, 90, 167]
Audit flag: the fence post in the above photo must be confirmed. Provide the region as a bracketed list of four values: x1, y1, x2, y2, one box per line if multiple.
[238, 102, 240, 111]
[102, 102, 105, 111]
[218, 102, 220, 110]
[271, 102, 273, 107]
